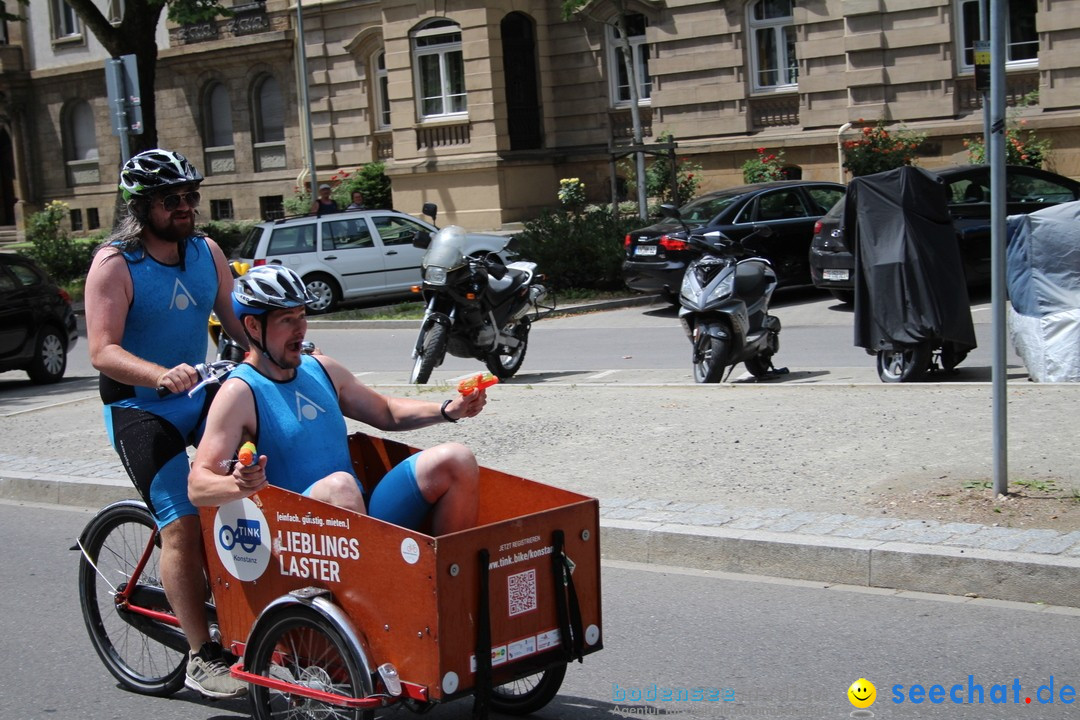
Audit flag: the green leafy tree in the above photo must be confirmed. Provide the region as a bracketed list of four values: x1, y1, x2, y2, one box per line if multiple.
[23, 201, 95, 284]
[842, 119, 926, 177]
[618, 133, 702, 210]
[514, 206, 640, 290]
[62, 0, 233, 155]
[330, 163, 393, 210]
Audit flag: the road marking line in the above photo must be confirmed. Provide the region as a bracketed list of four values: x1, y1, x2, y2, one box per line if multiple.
[585, 370, 620, 381]
[0, 394, 98, 417]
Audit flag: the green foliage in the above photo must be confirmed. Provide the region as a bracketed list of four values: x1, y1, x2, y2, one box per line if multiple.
[963, 92, 1051, 168]
[163, 0, 233, 25]
[330, 163, 393, 210]
[742, 148, 786, 184]
[513, 206, 640, 291]
[1, 0, 28, 22]
[558, 178, 587, 209]
[198, 219, 257, 258]
[285, 163, 394, 216]
[22, 201, 95, 284]
[842, 119, 926, 177]
[619, 133, 702, 208]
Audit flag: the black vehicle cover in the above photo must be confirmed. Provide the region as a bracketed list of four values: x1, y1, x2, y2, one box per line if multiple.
[850, 165, 977, 353]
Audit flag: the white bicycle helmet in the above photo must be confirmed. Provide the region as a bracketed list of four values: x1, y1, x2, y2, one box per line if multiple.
[232, 266, 316, 319]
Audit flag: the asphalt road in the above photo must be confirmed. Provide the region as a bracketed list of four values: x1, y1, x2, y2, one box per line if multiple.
[37, 287, 1019, 391]
[4, 501, 1079, 720]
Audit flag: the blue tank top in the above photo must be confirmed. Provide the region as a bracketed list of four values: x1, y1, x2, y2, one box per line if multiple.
[102, 235, 219, 404]
[230, 356, 354, 494]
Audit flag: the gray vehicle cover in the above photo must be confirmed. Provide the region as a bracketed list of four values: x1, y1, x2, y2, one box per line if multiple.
[1006, 199, 1080, 381]
[850, 166, 977, 354]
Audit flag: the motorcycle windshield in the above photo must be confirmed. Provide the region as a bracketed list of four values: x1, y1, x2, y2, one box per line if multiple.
[422, 225, 469, 270]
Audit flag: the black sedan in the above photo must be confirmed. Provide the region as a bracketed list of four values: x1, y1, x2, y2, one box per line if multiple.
[0, 253, 79, 383]
[809, 164, 1080, 303]
[622, 180, 846, 301]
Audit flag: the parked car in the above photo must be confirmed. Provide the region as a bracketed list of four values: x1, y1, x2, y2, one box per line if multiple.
[234, 209, 511, 313]
[622, 180, 846, 301]
[809, 164, 1080, 303]
[0, 253, 79, 384]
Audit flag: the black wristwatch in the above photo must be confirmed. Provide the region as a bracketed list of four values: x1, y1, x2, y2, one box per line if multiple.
[440, 399, 458, 423]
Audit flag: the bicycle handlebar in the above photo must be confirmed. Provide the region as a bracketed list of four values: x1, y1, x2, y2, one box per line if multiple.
[156, 360, 237, 398]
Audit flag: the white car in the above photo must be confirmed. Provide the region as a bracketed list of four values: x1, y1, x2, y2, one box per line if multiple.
[234, 209, 510, 313]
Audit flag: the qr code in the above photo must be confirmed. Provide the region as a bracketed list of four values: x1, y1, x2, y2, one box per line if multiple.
[507, 568, 537, 616]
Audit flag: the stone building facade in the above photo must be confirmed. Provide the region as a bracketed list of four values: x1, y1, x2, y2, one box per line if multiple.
[2, 0, 1079, 234]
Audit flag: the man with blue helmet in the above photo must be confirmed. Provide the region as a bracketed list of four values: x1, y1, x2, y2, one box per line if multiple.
[189, 265, 485, 534]
[84, 149, 249, 699]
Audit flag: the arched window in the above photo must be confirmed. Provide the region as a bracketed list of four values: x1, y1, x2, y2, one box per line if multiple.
[748, 0, 797, 92]
[252, 75, 286, 171]
[607, 13, 651, 106]
[203, 82, 235, 174]
[374, 51, 391, 130]
[65, 99, 99, 186]
[411, 19, 466, 120]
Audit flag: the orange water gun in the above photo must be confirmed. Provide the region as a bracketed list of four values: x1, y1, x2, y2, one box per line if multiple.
[458, 372, 499, 395]
[237, 441, 258, 468]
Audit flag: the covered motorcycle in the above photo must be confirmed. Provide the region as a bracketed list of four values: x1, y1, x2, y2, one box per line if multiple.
[410, 219, 550, 384]
[850, 166, 977, 382]
[1006, 199, 1080, 381]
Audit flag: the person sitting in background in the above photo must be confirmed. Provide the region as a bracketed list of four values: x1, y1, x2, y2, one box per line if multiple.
[188, 265, 485, 535]
[309, 184, 339, 216]
[346, 190, 366, 211]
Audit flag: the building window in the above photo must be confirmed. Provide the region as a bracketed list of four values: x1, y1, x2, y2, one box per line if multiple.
[957, 0, 1038, 71]
[252, 74, 286, 171]
[203, 81, 235, 175]
[748, 0, 797, 92]
[607, 14, 651, 106]
[52, 0, 82, 40]
[87, 208, 100, 230]
[374, 50, 391, 130]
[65, 99, 99, 186]
[260, 195, 285, 221]
[412, 19, 466, 120]
[210, 199, 234, 221]
[69, 208, 83, 232]
[107, 0, 123, 24]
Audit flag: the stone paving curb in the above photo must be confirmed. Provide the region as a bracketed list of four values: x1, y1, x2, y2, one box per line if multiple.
[4, 461, 1079, 609]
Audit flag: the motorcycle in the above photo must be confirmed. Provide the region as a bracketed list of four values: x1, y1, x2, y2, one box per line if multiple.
[208, 261, 250, 364]
[662, 203, 786, 383]
[409, 204, 550, 384]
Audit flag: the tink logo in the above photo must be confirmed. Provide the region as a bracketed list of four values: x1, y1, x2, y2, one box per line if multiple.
[294, 391, 326, 422]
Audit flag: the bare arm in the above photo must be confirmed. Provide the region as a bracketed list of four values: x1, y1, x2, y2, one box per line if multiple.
[84, 247, 198, 392]
[316, 354, 486, 430]
[188, 377, 267, 506]
[205, 237, 249, 352]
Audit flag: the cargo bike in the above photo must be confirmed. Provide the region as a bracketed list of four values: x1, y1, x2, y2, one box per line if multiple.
[77, 432, 603, 718]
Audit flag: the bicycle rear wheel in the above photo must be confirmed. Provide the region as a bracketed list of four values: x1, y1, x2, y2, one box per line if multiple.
[78, 502, 187, 696]
[490, 662, 567, 715]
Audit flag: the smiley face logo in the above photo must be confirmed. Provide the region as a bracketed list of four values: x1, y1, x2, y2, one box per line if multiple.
[847, 678, 876, 709]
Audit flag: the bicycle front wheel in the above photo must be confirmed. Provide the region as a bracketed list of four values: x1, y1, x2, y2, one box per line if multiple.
[78, 502, 187, 696]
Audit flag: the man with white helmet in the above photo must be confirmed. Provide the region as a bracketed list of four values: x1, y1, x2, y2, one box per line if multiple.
[189, 265, 485, 534]
[84, 148, 249, 699]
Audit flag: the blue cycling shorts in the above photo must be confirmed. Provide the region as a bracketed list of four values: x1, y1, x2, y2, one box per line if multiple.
[302, 452, 431, 531]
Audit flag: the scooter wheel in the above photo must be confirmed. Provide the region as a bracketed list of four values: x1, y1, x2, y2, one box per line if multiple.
[877, 342, 931, 383]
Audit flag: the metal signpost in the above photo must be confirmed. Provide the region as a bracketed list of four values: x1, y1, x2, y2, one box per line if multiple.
[104, 54, 144, 165]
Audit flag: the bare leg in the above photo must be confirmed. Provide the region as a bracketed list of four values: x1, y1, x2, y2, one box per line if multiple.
[307, 471, 367, 513]
[415, 442, 479, 535]
[158, 515, 210, 652]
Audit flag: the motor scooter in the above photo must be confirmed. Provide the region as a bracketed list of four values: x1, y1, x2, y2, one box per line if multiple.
[661, 204, 786, 383]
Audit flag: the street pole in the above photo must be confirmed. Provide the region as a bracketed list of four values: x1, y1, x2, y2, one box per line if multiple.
[989, 0, 1008, 496]
[836, 122, 851, 184]
[295, 0, 317, 196]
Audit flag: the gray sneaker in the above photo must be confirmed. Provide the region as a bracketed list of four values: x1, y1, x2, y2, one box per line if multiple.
[185, 642, 247, 699]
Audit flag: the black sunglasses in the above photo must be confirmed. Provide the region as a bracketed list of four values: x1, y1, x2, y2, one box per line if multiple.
[158, 191, 201, 212]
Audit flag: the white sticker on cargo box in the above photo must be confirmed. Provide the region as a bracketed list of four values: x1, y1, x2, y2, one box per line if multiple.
[508, 636, 537, 660]
[537, 628, 561, 651]
[400, 537, 420, 565]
